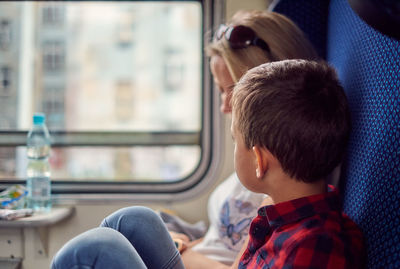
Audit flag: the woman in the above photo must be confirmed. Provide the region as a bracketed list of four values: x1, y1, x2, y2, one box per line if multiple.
[51, 10, 318, 269]
[178, 10, 318, 268]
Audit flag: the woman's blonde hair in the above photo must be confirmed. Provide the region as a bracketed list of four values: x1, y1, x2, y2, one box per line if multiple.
[206, 10, 319, 82]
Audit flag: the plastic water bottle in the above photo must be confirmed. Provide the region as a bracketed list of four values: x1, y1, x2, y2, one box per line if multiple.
[26, 113, 52, 212]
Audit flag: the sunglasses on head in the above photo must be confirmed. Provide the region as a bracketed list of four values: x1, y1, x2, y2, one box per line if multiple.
[215, 24, 270, 52]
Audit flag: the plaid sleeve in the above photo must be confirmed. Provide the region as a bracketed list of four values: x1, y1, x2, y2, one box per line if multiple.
[284, 233, 355, 269]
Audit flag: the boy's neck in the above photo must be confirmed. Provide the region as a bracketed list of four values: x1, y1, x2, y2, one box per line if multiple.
[267, 173, 327, 204]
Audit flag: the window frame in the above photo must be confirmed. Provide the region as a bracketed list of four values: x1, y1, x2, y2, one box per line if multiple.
[0, 0, 226, 203]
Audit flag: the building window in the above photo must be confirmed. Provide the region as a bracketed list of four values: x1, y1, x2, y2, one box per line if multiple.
[0, 19, 11, 50]
[115, 80, 134, 123]
[42, 40, 65, 72]
[42, 5, 64, 26]
[0, 66, 11, 96]
[42, 86, 65, 129]
[164, 48, 184, 92]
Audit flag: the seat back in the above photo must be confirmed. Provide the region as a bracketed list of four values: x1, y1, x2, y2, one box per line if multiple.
[272, 0, 400, 268]
[270, 0, 329, 59]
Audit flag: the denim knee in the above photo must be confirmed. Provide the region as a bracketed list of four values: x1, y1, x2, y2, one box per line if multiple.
[51, 227, 146, 269]
[101, 206, 162, 231]
[100, 206, 184, 269]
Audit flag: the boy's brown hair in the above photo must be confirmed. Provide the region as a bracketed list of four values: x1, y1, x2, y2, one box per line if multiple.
[232, 59, 351, 183]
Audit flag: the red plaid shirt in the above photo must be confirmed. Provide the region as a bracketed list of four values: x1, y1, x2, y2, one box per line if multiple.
[239, 186, 365, 269]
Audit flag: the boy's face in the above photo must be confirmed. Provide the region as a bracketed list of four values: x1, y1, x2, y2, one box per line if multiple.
[231, 113, 260, 193]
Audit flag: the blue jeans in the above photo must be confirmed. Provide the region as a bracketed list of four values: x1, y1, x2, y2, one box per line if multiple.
[51, 206, 185, 269]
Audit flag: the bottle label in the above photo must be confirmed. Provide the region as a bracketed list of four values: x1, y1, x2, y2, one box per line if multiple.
[27, 177, 51, 197]
[27, 177, 51, 211]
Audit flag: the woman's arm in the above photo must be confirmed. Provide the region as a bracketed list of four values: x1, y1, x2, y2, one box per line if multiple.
[180, 234, 249, 269]
[180, 249, 231, 269]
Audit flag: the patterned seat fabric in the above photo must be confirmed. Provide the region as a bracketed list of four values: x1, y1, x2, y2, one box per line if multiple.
[269, 0, 330, 59]
[272, 0, 400, 268]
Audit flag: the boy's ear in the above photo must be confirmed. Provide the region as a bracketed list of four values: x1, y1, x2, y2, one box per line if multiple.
[252, 146, 268, 179]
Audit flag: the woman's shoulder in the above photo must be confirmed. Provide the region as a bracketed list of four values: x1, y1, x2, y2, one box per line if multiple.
[212, 172, 265, 204]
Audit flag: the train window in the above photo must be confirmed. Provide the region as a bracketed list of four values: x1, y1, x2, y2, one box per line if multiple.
[0, 1, 223, 200]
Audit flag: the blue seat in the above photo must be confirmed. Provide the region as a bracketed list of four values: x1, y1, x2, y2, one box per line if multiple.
[272, 0, 400, 268]
[270, 0, 330, 59]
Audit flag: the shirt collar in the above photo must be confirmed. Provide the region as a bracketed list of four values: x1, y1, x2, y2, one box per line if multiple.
[257, 185, 341, 228]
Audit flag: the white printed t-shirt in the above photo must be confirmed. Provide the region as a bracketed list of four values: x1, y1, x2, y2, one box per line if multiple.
[191, 173, 266, 265]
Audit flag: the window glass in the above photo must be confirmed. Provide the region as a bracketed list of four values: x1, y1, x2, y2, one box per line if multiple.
[0, 1, 204, 185]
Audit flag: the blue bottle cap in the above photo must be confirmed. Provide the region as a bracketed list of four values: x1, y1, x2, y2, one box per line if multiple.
[33, 113, 46, 125]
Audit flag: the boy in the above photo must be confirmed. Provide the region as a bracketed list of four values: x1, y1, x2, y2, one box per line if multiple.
[51, 60, 365, 269]
[230, 59, 365, 268]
